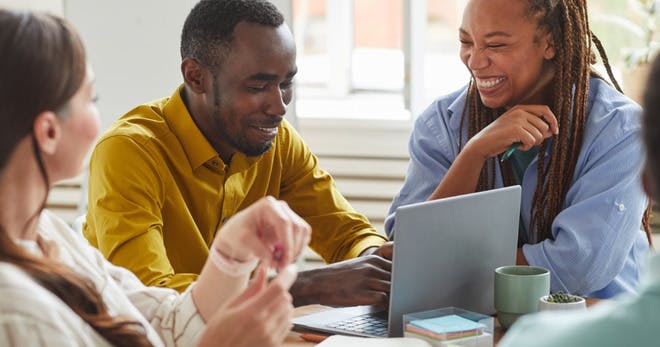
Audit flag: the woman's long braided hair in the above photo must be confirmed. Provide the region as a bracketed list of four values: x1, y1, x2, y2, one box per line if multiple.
[458, 0, 652, 245]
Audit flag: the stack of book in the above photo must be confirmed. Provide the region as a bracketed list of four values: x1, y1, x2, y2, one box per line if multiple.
[404, 314, 490, 347]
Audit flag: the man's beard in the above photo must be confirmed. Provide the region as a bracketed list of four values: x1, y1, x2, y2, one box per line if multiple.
[211, 84, 275, 157]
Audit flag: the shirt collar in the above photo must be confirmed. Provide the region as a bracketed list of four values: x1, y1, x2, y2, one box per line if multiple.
[447, 86, 470, 132]
[161, 84, 265, 171]
[161, 84, 219, 170]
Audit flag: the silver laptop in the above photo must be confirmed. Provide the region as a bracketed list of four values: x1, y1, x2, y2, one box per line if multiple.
[293, 185, 521, 338]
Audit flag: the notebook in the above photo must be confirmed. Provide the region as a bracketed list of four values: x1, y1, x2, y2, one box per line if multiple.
[292, 185, 521, 337]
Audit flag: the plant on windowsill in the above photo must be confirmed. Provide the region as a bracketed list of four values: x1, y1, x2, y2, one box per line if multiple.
[538, 291, 586, 312]
[619, 0, 658, 103]
[622, 0, 658, 66]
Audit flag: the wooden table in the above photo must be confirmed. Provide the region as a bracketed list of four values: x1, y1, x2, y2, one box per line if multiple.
[284, 305, 330, 346]
[284, 299, 600, 346]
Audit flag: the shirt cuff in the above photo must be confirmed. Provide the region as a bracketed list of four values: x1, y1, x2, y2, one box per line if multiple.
[521, 243, 543, 270]
[522, 242, 569, 293]
[344, 235, 388, 260]
[171, 284, 206, 347]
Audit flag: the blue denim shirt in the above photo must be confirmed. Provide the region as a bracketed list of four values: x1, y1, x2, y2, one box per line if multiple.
[385, 78, 650, 298]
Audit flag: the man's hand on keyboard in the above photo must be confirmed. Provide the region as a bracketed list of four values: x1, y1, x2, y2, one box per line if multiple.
[290, 255, 392, 307]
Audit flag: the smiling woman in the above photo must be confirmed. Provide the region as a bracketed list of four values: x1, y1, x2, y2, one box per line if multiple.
[458, 0, 556, 109]
[386, 0, 652, 300]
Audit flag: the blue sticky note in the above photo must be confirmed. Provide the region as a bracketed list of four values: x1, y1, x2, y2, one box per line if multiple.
[409, 314, 486, 334]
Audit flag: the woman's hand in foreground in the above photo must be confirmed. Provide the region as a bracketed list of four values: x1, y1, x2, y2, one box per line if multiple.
[197, 264, 298, 347]
[213, 196, 312, 273]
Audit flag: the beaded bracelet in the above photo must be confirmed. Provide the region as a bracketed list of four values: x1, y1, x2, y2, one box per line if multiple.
[209, 248, 259, 277]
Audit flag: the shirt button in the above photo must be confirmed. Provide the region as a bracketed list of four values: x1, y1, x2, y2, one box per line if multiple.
[617, 203, 626, 212]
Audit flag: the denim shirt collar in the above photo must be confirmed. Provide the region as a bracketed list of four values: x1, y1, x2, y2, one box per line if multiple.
[447, 85, 469, 134]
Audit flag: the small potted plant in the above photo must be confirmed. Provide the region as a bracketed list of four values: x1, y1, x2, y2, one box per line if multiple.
[538, 291, 586, 312]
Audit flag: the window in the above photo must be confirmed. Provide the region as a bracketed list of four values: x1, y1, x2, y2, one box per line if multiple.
[288, 0, 657, 121]
[291, 0, 470, 121]
[590, 0, 658, 70]
[590, 0, 659, 103]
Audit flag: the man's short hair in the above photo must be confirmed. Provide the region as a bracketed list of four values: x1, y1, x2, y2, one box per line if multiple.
[180, 0, 284, 68]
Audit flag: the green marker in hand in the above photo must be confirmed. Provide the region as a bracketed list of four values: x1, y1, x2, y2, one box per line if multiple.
[500, 142, 522, 162]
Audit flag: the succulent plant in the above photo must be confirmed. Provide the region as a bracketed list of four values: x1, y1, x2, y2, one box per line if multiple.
[545, 291, 583, 303]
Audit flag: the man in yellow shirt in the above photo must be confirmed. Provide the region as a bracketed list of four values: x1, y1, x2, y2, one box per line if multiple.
[84, 0, 392, 307]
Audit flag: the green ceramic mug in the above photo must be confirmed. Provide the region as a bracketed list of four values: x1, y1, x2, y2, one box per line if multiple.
[494, 265, 550, 329]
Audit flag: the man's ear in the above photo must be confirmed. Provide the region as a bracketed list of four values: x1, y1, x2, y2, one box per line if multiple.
[181, 58, 209, 94]
[32, 111, 61, 155]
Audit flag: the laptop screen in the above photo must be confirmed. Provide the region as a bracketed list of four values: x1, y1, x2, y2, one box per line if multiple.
[293, 186, 521, 338]
[388, 185, 520, 336]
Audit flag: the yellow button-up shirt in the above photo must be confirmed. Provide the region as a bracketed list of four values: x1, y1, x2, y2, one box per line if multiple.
[84, 86, 387, 292]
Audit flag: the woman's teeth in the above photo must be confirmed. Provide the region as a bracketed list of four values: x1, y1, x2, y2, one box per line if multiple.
[477, 77, 505, 88]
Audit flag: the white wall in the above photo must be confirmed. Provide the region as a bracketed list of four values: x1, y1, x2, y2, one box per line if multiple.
[65, 0, 294, 131]
[0, 0, 62, 14]
[1, 0, 295, 131]
[64, 0, 198, 130]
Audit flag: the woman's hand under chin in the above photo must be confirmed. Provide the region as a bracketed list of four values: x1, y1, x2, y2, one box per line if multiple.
[465, 104, 559, 160]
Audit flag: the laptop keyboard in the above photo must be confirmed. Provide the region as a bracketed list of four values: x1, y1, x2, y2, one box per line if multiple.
[327, 313, 388, 337]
